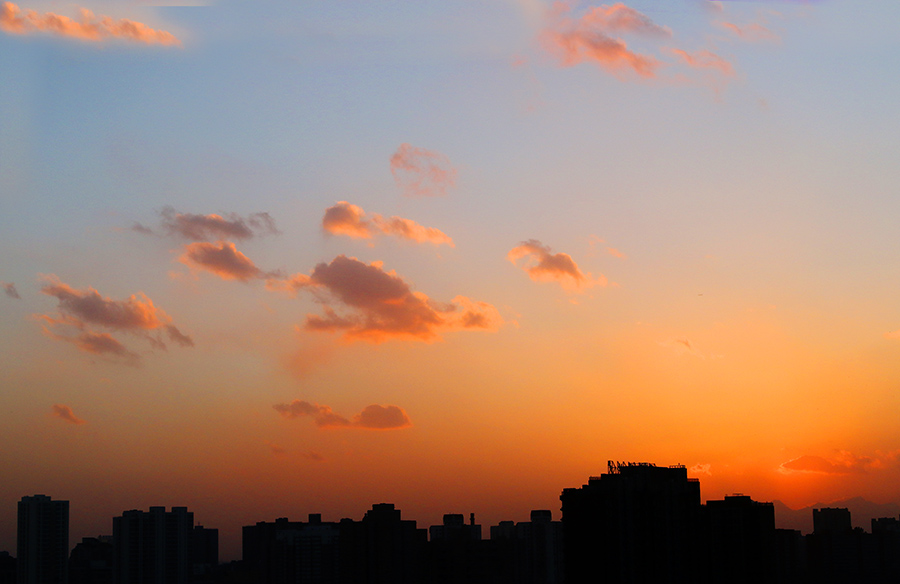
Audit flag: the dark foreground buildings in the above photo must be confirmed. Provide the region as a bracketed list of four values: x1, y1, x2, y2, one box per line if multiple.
[11, 463, 900, 583]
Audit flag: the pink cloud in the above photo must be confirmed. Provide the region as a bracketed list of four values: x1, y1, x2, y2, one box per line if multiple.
[0, 2, 181, 46]
[719, 20, 778, 42]
[390, 144, 458, 198]
[269, 255, 502, 343]
[38, 276, 192, 360]
[541, 2, 664, 78]
[179, 241, 279, 282]
[158, 208, 278, 241]
[668, 48, 734, 77]
[274, 399, 412, 430]
[508, 239, 605, 291]
[51, 404, 86, 425]
[322, 201, 454, 247]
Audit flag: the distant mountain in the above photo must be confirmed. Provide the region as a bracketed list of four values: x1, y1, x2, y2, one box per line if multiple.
[773, 497, 900, 534]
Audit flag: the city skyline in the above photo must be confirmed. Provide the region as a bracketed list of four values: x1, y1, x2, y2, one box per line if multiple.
[3, 0, 900, 567]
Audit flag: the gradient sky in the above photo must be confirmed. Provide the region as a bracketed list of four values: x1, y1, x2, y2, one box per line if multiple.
[3, 0, 900, 561]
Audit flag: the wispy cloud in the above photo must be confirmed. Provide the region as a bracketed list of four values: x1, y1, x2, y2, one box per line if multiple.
[508, 239, 605, 291]
[779, 451, 883, 475]
[38, 275, 192, 361]
[145, 208, 279, 241]
[541, 2, 667, 79]
[719, 20, 778, 42]
[322, 201, 454, 247]
[179, 241, 279, 282]
[0, 2, 181, 46]
[2, 282, 19, 299]
[274, 400, 412, 430]
[268, 255, 502, 343]
[51, 404, 86, 425]
[668, 48, 734, 77]
[390, 144, 458, 198]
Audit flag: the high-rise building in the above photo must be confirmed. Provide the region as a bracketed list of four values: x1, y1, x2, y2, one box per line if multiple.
[560, 461, 701, 584]
[17, 495, 69, 584]
[112, 507, 192, 584]
[702, 494, 775, 583]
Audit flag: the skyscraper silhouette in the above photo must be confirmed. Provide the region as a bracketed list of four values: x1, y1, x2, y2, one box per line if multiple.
[560, 462, 700, 584]
[16, 495, 69, 584]
[112, 507, 192, 584]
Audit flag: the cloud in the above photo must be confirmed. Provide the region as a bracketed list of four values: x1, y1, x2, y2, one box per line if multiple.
[38, 275, 192, 360]
[884, 330, 900, 340]
[690, 463, 712, 476]
[668, 48, 734, 77]
[303, 451, 326, 462]
[541, 2, 666, 78]
[719, 20, 778, 42]
[0, 2, 181, 46]
[179, 241, 279, 282]
[51, 404, 86, 425]
[390, 144, 458, 197]
[3, 282, 19, 299]
[508, 239, 605, 291]
[269, 255, 502, 342]
[274, 399, 412, 430]
[780, 451, 880, 475]
[322, 201, 454, 247]
[158, 208, 279, 241]
[265, 441, 286, 455]
[42, 277, 167, 330]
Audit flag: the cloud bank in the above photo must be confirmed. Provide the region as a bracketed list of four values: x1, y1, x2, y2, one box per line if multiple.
[269, 255, 502, 342]
[780, 451, 890, 475]
[322, 201, 454, 247]
[0, 2, 181, 46]
[390, 144, 458, 198]
[273, 399, 412, 430]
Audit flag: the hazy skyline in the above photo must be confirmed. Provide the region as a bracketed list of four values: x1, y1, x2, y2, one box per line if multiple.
[2, 0, 900, 561]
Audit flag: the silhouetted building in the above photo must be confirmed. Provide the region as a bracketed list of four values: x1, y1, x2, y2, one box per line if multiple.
[773, 529, 806, 584]
[813, 508, 852, 535]
[17, 495, 69, 584]
[191, 526, 218, 583]
[427, 514, 483, 584]
[702, 494, 775, 584]
[112, 506, 192, 584]
[560, 461, 701, 584]
[489, 511, 563, 584]
[243, 515, 341, 584]
[346, 504, 426, 584]
[0, 552, 16, 584]
[69, 537, 113, 584]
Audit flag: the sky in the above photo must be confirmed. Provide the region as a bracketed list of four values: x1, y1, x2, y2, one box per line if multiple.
[2, 0, 900, 562]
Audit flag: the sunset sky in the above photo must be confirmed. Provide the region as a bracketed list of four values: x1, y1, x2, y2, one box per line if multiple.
[2, 0, 900, 561]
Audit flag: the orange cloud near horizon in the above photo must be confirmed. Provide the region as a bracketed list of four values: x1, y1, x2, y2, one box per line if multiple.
[0, 2, 181, 46]
[273, 399, 412, 430]
[322, 201, 454, 247]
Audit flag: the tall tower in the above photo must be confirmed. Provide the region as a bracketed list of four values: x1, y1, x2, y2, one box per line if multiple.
[113, 506, 193, 584]
[17, 495, 69, 584]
